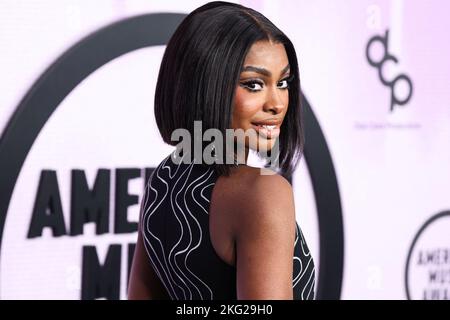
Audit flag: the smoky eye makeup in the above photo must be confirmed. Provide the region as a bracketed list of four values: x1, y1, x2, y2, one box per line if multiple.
[239, 73, 294, 92]
[280, 73, 294, 83]
[239, 78, 264, 92]
[277, 73, 295, 88]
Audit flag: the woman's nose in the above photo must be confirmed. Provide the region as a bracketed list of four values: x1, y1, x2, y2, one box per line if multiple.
[263, 88, 286, 114]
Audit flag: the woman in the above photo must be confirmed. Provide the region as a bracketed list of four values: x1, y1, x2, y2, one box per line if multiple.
[128, 1, 315, 300]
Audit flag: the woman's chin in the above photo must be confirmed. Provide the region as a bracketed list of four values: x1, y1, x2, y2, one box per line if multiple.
[251, 138, 276, 153]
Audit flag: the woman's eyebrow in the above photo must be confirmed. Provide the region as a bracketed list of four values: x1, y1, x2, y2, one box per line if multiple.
[241, 64, 290, 77]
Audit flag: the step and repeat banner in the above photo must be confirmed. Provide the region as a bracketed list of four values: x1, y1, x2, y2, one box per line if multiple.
[0, 0, 448, 300]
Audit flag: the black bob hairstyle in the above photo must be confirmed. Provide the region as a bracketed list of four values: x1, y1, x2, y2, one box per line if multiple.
[154, 1, 304, 178]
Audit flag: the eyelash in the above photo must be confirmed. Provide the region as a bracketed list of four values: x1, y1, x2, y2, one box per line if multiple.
[240, 74, 295, 93]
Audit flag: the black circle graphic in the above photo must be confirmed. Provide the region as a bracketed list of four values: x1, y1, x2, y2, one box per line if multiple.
[405, 210, 450, 299]
[0, 13, 343, 299]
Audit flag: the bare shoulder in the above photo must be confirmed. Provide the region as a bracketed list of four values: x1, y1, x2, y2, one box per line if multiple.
[227, 165, 295, 222]
[223, 165, 296, 299]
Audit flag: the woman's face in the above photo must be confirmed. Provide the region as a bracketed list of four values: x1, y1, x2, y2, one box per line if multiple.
[231, 40, 291, 155]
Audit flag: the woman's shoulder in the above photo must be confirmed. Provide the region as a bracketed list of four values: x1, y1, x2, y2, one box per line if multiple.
[228, 165, 293, 198]
[222, 165, 297, 299]
[209, 164, 296, 268]
[219, 165, 295, 230]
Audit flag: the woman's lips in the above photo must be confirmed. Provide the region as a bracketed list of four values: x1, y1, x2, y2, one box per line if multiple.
[251, 123, 281, 139]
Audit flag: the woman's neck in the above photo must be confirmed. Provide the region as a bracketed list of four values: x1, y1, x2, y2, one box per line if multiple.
[233, 146, 249, 165]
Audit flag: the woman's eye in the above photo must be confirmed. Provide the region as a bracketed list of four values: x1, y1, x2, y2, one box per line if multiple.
[240, 81, 263, 92]
[278, 75, 294, 89]
[278, 79, 289, 89]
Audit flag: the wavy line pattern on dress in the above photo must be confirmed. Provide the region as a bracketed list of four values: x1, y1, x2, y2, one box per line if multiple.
[141, 152, 315, 300]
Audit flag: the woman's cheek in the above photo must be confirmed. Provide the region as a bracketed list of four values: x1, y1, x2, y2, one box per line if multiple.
[233, 88, 262, 126]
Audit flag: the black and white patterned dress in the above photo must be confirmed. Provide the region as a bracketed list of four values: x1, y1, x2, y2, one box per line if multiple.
[140, 151, 315, 300]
